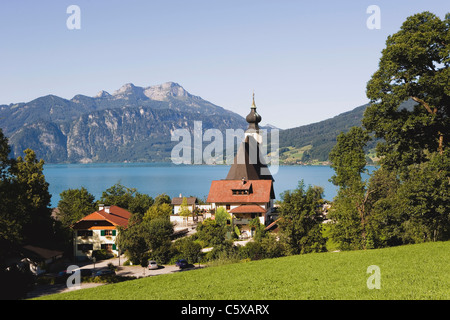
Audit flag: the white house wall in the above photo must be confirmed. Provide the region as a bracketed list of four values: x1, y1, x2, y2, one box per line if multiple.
[74, 229, 119, 260]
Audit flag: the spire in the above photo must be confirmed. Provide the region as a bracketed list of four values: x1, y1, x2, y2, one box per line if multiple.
[246, 92, 261, 130]
[251, 91, 256, 109]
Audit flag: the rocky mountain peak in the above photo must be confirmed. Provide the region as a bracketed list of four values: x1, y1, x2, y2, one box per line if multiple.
[143, 81, 190, 101]
[95, 90, 111, 98]
[113, 83, 139, 95]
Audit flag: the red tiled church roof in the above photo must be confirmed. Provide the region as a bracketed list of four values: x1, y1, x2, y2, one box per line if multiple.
[207, 179, 274, 203]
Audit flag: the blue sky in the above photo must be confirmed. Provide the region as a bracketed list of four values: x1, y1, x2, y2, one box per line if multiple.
[0, 1, 448, 129]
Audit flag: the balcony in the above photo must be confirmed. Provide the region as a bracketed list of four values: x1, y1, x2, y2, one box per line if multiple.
[233, 218, 252, 225]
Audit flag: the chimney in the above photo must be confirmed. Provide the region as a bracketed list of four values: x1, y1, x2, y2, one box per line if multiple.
[104, 206, 110, 213]
[99, 204, 104, 211]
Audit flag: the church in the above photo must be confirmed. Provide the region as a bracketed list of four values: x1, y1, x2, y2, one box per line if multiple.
[206, 95, 275, 238]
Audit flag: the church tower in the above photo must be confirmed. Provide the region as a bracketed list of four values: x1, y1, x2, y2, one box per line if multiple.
[225, 93, 273, 181]
[206, 94, 276, 238]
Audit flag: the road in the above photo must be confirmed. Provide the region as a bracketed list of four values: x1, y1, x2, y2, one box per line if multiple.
[27, 255, 204, 299]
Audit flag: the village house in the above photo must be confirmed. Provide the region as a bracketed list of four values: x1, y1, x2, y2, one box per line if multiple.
[171, 195, 199, 215]
[170, 195, 199, 225]
[206, 94, 276, 238]
[71, 205, 131, 261]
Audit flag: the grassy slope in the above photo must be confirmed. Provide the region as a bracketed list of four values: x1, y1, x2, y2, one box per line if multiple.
[37, 241, 450, 300]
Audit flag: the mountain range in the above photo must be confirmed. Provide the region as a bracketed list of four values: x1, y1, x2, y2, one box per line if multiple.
[0, 82, 378, 164]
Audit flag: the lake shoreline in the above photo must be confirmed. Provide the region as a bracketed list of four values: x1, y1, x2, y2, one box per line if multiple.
[43, 163, 376, 207]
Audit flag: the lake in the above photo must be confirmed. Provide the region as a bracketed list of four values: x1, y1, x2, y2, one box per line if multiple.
[43, 163, 375, 207]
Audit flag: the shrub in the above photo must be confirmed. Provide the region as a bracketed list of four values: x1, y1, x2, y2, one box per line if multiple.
[107, 262, 117, 271]
[172, 237, 202, 264]
[92, 249, 114, 261]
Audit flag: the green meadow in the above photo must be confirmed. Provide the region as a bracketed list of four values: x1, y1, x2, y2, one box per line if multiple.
[36, 241, 450, 300]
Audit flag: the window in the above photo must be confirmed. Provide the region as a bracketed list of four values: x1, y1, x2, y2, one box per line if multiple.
[101, 244, 114, 252]
[77, 230, 93, 237]
[101, 230, 116, 236]
[77, 244, 93, 252]
[226, 204, 230, 210]
[232, 190, 249, 195]
[101, 243, 117, 251]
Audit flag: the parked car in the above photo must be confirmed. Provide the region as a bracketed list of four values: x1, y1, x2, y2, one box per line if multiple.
[92, 269, 115, 277]
[176, 259, 189, 269]
[148, 260, 158, 270]
[80, 268, 92, 277]
[57, 270, 70, 277]
[58, 268, 83, 277]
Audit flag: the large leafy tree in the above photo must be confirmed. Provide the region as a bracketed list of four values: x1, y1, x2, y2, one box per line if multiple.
[196, 218, 226, 247]
[330, 12, 450, 250]
[143, 202, 172, 221]
[10, 148, 53, 245]
[395, 151, 450, 243]
[0, 129, 21, 258]
[329, 127, 370, 190]
[364, 12, 450, 171]
[99, 182, 154, 216]
[278, 181, 327, 255]
[57, 187, 96, 228]
[117, 217, 174, 265]
[328, 127, 374, 250]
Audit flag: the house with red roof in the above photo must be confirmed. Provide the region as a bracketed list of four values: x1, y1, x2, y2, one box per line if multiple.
[71, 205, 132, 261]
[206, 95, 276, 238]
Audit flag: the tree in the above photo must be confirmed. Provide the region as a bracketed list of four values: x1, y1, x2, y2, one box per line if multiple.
[327, 12, 450, 251]
[364, 12, 450, 170]
[215, 207, 230, 227]
[396, 151, 450, 243]
[128, 192, 154, 217]
[196, 218, 226, 247]
[172, 237, 202, 264]
[116, 222, 150, 266]
[57, 187, 96, 228]
[153, 193, 171, 206]
[99, 182, 153, 216]
[329, 127, 370, 190]
[363, 168, 403, 248]
[0, 128, 10, 180]
[117, 216, 174, 265]
[178, 197, 191, 226]
[328, 127, 374, 250]
[144, 202, 172, 221]
[0, 129, 21, 259]
[359, 11, 450, 248]
[10, 148, 53, 245]
[248, 217, 266, 241]
[278, 181, 327, 255]
[328, 127, 381, 249]
[146, 218, 174, 251]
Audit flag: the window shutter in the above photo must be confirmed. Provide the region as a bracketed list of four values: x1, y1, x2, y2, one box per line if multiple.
[101, 230, 105, 236]
[112, 230, 116, 236]
[113, 244, 117, 250]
